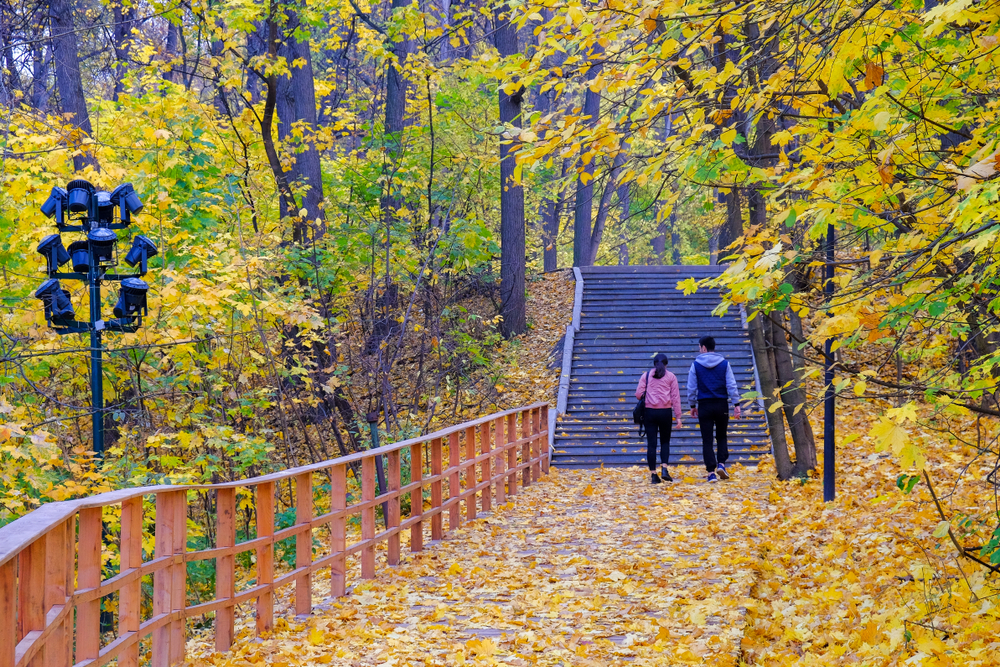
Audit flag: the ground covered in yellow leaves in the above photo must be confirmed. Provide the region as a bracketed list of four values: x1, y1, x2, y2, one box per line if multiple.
[739, 403, 1000, 666]
[187, 405, 999, 667]
[187, 465, 768, 666]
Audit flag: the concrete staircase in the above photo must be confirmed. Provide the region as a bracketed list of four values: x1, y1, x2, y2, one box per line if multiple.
[552, 266, 771, 469]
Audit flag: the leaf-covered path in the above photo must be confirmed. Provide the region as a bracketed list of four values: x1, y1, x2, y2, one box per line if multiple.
[188, 467, 766, 666]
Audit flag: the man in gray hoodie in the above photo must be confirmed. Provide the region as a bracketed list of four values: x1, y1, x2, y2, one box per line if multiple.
[687, 335, 741, 482]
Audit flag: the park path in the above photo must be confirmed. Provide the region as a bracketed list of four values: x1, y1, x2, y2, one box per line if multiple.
[186, 466, 768, 667]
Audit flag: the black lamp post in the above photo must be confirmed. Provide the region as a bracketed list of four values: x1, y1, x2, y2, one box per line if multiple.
[35, 179, 155, 457]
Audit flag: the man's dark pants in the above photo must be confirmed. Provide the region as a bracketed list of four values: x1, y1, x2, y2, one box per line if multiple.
[697, 398, 729, 472]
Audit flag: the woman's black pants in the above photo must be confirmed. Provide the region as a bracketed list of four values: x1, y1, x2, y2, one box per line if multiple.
[643, 408, 673, 470]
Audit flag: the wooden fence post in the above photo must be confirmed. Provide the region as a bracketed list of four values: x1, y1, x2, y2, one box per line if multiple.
[255, 482, 275, 633]
[295, 473, 313, 616]
[0, 557, 14, 667]
[169, 491, 187, 666]
[494, 418, 507, 505]
[540, 408, 550, 474]
[410, 442, 423, 552]
[119, 498, 143, 667]
[43, 518, 72, 667]
[78, 507, 102, 664]
[329, 466, 346, 597]
[387, 451, 401, 566]
[215, 488, 236, 652]
[480, 422, 492, 512]
[361, 457, 376, 578]
[448, 432, 460, 531]
[507, 413, 518, 498]
[464, 427, 476, 521]
[520, 409, 531, 488]
[430, 438, 444, 541]
[17, 537, 44, 667]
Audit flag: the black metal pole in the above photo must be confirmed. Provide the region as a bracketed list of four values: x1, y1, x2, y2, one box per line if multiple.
[366, 412, 389, 527]
[823, 222, 835, 502]
[89, 250, 104, 457]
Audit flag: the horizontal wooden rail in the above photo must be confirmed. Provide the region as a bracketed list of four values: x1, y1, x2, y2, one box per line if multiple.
[0, 403, 550, 667]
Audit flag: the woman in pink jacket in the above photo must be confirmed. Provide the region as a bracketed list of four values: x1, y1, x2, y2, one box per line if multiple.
[635, 353, 684, 484]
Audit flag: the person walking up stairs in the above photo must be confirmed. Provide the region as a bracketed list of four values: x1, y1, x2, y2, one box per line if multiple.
[687, 335, 742, 482]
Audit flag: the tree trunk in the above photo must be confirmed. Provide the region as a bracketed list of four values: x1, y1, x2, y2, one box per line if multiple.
[717, 186, 742, 260]
[617, 180, 630, 265]
[748, 309, 793, 479]
[650, 222, 666, 264]
[669, 210, 682, 264]
[1, 7, 21, 105]
[533, 37, 562, 273]
[572, 49, 603, 266]
[49, 0, 98, 172]
[381, 0, 411, 229]
[586, 149, 626, 265]
[164, 21, 180, 83]
[31, 35, 51, 110]
[768, 311, 817, 474]
[276, 4, 326, 241]
[111, 2, 134, 100]
[494, 2, 525, 337]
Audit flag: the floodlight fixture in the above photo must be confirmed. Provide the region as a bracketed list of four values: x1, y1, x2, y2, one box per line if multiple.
[40, 187, 68, 224]
[110, 183, 143, 223]
[123, 235, 158, 273]
[68, 241, 89, 273]
[35, 279, 75, 321]
[87, 228, 117, 266]
[66, 179, 94, 214]
[95, 191, 114, 228]
[113, 277, 148, 320]
[36, 176, 151, 459]
[37, 234, 71, 274]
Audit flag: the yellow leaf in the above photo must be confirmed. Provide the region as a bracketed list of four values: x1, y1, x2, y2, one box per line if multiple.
[582, 483, 594, 496]
[932, 520, 951, 538]
[307, 626, 325, 646]
[853, 381, 866, 396]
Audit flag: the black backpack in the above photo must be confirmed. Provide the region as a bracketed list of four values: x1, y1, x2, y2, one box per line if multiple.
[633, 371, 650, 437]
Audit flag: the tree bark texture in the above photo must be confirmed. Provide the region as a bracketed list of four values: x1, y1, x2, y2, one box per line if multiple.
[572, 48, 603, 266]
[276, 4, 326, 242]
[587, 149, 626, 265]
[494, 2, 526, 337]
[381, 0, 411, 229]
[111, 2, 134, 100]
[650, 222, 666, 264]
[669, 210, 682, 264]
[768, 311, 817, 473]
[49, 0, 98, 172]
[718, 186, 742, 260]
[748, 309, 793, 479]
[617, 180, 630, 265]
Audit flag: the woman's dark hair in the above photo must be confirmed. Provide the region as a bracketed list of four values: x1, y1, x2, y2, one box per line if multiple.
[652, 353, 669, 379]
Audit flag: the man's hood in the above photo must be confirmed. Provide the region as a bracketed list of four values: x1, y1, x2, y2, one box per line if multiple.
[695, 352, 726, 368]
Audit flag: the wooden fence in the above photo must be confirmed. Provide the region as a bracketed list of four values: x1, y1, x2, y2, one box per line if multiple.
[0, 402, 550, 667]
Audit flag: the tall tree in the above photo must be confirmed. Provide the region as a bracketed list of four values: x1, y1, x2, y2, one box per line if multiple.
[572, 46, 602, 267]
[111, 1, 134, 100]
[276, 4, 326, 241]
[381, 0, 412, 230]
[49, 0, 98, 171]
[494, 1, 525, 337]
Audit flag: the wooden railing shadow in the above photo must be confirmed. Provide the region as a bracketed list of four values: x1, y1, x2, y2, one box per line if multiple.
[0, 402, 550, 667]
